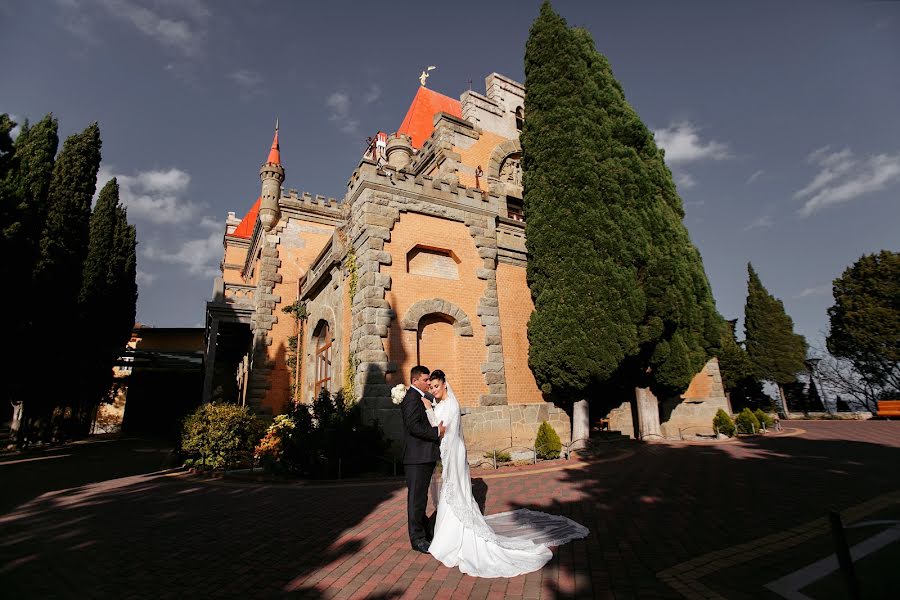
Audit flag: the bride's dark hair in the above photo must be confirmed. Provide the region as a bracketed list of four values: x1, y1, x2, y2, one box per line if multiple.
[429, 369, 446, 383]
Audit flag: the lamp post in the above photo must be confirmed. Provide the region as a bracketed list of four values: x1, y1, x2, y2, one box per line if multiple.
[805, 357, 826, 414]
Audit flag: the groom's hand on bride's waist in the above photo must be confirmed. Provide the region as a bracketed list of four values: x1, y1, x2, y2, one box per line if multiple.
[438, 421, 446, 438]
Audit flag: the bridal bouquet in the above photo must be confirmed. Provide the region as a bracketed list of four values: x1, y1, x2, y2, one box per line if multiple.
[390, 384, 406, 405]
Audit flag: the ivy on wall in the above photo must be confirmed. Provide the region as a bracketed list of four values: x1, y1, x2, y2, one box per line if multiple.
[282, 300, 308, 405]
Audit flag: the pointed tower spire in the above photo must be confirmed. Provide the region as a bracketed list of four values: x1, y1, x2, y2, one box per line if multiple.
[259, 120, 285, 231]
[266, 119, 281, 165]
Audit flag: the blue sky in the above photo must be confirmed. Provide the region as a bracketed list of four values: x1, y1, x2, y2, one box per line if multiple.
[1, 0, 898, 354]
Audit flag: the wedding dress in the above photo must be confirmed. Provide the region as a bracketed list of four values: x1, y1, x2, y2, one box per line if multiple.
[425, 383, 588, 578]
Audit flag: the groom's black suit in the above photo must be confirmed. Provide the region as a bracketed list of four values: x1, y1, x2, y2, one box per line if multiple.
[400, 386, 440, 547]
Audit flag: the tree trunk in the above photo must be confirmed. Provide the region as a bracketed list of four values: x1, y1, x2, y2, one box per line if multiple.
[571, 399, 590, 450]
[778, 383, 790, 419]
[635, 387, 662, 439]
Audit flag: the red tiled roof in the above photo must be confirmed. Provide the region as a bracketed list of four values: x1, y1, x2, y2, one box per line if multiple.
[397, 86, 462, 149]
[231, 197, 260, 239]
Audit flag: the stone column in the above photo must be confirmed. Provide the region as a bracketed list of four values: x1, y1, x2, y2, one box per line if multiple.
[202, 318, 219, 404]
[469, 215, 508, 406]
[246, 239, 282, 414]
[571, 399, 590, 449]
[635, 387, 662, 439]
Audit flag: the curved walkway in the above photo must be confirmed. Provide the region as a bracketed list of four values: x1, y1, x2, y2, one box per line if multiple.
[1, 421, 898, 599]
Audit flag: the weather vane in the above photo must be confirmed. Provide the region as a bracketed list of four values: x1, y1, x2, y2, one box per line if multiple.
[419, 65, 436, 87]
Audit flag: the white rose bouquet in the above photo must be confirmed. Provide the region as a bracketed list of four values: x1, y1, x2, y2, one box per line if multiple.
[391, 383, 406, 405]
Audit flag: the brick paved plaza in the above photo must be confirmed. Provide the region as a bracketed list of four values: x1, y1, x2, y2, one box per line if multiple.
[2, 421, 899, 599]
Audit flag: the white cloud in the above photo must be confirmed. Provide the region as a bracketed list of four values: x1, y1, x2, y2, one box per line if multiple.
[136, 270, 157, 286]
[743, 215, 773, 231]
[142, 230, 221, 278]
[325, 90, 360, 135]
[98, 165, 198, 224]
[794, 284, 831, 299]
[363, 83, 381, 104]
[653, 121, 731, 163]
[228, 69, 263, 89]
[199, 216, 222, 231]
[674, 172, 696, 189]
[795, 147, 900, 217]
[746, 169, 764, 184]
[56, 0, 210, 57]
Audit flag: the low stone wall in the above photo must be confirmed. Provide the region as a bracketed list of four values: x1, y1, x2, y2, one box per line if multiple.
[659, 396, 732, 439]
[367, 402, 571, 458]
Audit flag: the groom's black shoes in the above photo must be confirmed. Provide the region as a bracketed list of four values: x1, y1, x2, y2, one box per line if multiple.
[412, 539, 430, 554]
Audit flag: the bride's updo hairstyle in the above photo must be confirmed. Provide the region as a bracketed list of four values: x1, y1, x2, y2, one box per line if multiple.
[429, 369, 446, 383]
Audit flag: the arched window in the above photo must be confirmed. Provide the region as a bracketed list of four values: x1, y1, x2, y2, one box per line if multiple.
[515, 106, 524, 131]
[314, 321, 332, 395]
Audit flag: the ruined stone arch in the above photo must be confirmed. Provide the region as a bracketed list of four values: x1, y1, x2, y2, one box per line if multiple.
[401, 299, 474, 337]
[487, 139, 522, 180]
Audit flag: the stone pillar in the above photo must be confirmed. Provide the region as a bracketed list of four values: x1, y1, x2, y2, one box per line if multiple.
[635, 387, 662, 440]
[246, 239, 282, 414]
[202, 318, 219, 404]
[468, 215, 508, 406]
[571, 399, 590, 449]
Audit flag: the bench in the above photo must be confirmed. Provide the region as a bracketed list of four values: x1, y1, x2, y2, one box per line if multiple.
[876, 400, 900, 418]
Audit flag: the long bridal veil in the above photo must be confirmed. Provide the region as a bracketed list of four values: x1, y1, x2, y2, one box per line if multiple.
[429, 381, 588, 578]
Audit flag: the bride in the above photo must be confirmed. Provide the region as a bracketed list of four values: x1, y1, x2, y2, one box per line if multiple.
[422, 369, 588, 578]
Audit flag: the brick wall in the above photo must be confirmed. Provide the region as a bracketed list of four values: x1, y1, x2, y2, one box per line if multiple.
[496, 262, 545, 406]
[381, 211, 488, 406]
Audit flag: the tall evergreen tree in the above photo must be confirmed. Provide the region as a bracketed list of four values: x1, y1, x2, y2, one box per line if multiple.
[523, 1, 720, 425]
[28, 122, 101, 439]
[2, 115, 60, 443]
[743, 263, 807, 414]
[33, 122, 101, 301]
[522, 3, 643, 404]
[77, 179, 138, 432]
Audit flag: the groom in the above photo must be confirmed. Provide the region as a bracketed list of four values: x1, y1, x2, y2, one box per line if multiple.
[401, 365, 445, 553]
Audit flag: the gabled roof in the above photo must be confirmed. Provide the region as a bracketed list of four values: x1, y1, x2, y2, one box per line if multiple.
[397, 86, 462, 149]
[231, 197, 260, 239]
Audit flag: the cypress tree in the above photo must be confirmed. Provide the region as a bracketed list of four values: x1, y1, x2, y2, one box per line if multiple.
[2, 115, 59, 443]
[77, 180, 137, 431]
[30, 122, 101, 438]
[522, 3, 642, 401]
[34, 122, 101, 301]
[2, 114, 59, 264]
[744, 263, 807, 414]
[523, 2, 720, 418]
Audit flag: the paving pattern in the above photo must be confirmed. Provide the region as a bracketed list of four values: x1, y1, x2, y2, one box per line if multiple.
[1, 421, 899, 599]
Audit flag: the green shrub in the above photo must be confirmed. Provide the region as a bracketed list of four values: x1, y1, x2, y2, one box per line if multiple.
[181, 403, 264, 469]
[257, 389, 390, 477]
[484, 450, 512, 463]
[735, 407, 761, 434]
[713, 409, 736, 437]
[754, 409, 775, 429]
[535, 421, 562, 459]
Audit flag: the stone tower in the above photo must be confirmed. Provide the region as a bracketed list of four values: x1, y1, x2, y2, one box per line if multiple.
[259, 122, 284, 231]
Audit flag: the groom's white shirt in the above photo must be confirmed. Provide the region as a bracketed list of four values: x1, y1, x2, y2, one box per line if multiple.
[410, 384, 426, 397]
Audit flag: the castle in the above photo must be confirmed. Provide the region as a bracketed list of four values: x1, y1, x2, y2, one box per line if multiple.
[203, 73, 731, 453]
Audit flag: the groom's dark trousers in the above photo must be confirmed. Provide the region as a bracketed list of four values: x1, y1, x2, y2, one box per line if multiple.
[400, 387, 441, 547]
